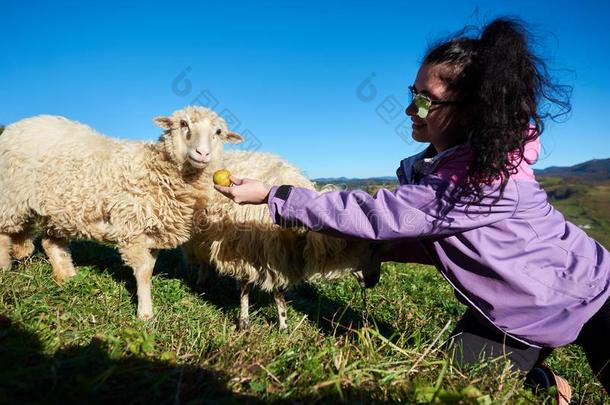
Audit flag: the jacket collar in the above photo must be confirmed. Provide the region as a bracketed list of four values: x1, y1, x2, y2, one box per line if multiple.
[398, 143, 468, 185]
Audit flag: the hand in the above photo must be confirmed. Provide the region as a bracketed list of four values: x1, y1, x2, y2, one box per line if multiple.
[214, 176, 273, 205]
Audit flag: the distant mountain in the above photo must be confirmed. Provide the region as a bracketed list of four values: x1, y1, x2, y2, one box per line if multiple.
[314, 158, 610, 185]
[535, 158, 610, 181]
[313, 176, 399, 193]
[313, 176, 396, 183]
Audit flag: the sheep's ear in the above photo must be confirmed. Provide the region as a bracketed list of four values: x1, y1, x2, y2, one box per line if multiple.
[153, 116, 173, 129]
[223, 132, 244, 144]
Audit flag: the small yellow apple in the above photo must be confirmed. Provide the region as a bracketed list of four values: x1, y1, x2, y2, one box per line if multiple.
[213, 169, 232, 186]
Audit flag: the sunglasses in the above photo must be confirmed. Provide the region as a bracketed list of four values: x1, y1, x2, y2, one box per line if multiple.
[408, 85, 459, 119]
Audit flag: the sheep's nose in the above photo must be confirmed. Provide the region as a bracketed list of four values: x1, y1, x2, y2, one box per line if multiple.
[195, 148, 211, 163]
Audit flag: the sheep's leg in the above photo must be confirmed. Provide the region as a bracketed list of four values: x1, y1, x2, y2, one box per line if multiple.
[274, 291, 289, 332]
[120, 243, 158, 320]
[0, 234, 11, 271]
[11, 230, 35, 260]
[196, 262, 214, 290]
[239, 282, 250, 331]
[41, 237, 76, 281]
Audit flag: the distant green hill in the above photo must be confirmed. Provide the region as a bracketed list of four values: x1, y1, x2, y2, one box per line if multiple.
[525, 158, 609, 248]
[535, 158, 610, 181]
[539, 177, 610, 249]
[314, 176, 399, 194]
[314, 158, 610, 186]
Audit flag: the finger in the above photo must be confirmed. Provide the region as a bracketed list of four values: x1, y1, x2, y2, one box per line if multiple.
[229, 176, 243, 185]
[214, 185, 235, 199]
[214, 184, 232, 193]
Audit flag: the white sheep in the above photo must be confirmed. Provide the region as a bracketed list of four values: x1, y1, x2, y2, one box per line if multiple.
[0, 106, 243, 319]
[183, 150, 379, 331]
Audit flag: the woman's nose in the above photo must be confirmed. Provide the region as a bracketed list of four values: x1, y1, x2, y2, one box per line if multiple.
[405, 100, 416, 117]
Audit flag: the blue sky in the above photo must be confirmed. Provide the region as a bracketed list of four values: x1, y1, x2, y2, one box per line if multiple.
[2, 0, 609, 178]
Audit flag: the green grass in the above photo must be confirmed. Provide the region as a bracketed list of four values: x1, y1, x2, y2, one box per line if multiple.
[539, 177, 610, 250]
[1, 177, 608, 403]
[1, 242, 607, 403]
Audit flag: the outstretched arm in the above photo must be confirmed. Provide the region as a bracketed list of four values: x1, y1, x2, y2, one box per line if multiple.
[216, 176, 518, 242]
[215, 177, 437, 264]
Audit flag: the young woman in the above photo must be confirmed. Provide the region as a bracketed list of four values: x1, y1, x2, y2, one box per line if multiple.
[215, 18, 610, 398]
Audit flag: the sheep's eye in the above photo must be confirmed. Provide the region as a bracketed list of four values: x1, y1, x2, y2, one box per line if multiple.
[180, 120, 188, 129]
[215, 129, 222, 136]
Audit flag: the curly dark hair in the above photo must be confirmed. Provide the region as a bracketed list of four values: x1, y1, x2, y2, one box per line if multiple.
[423, 17, 572, 200]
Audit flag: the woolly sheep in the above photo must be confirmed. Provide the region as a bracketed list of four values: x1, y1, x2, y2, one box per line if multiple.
[0, 106, 243, 319]
[183, 150, 380, 331]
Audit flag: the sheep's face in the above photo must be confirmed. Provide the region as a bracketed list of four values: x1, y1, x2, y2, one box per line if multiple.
[154, 107, 243, 170]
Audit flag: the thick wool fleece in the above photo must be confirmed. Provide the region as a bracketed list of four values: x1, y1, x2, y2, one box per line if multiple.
[0, 115, 212, 246]
[0, 107, 233, 318]
[184, 150, 374, 293]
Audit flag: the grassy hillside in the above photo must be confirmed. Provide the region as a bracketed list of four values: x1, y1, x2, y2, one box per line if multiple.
[0, 242, 607, 403]
[539, 177, 610, 249]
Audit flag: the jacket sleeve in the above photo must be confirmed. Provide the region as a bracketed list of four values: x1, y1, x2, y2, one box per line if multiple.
[267, 178, 518, 242]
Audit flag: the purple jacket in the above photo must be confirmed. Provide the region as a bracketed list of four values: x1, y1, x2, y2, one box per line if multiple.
[267, 140, 610, 347]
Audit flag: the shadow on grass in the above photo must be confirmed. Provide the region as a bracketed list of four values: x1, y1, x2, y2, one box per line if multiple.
[68, 240, 200, 311]
[67, 241, 398, 341]
[0, 316, 258, 404]
[0, 316, 397, 404]
[68, 240, 242, 311]
[287, 283, 399, 341]
[192, 270, 399, 341]
[69, 240, 187, 285]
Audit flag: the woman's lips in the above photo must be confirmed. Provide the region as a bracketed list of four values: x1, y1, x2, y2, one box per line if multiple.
[412, 121, 426, 129]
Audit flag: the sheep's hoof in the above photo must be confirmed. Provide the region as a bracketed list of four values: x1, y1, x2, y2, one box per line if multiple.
[138, 311, 154, 321]
[53, 271, 76, 283]
[53, 275, 70, 283]
[279, 325, 289, 335]
[238, 318, 250, 331]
